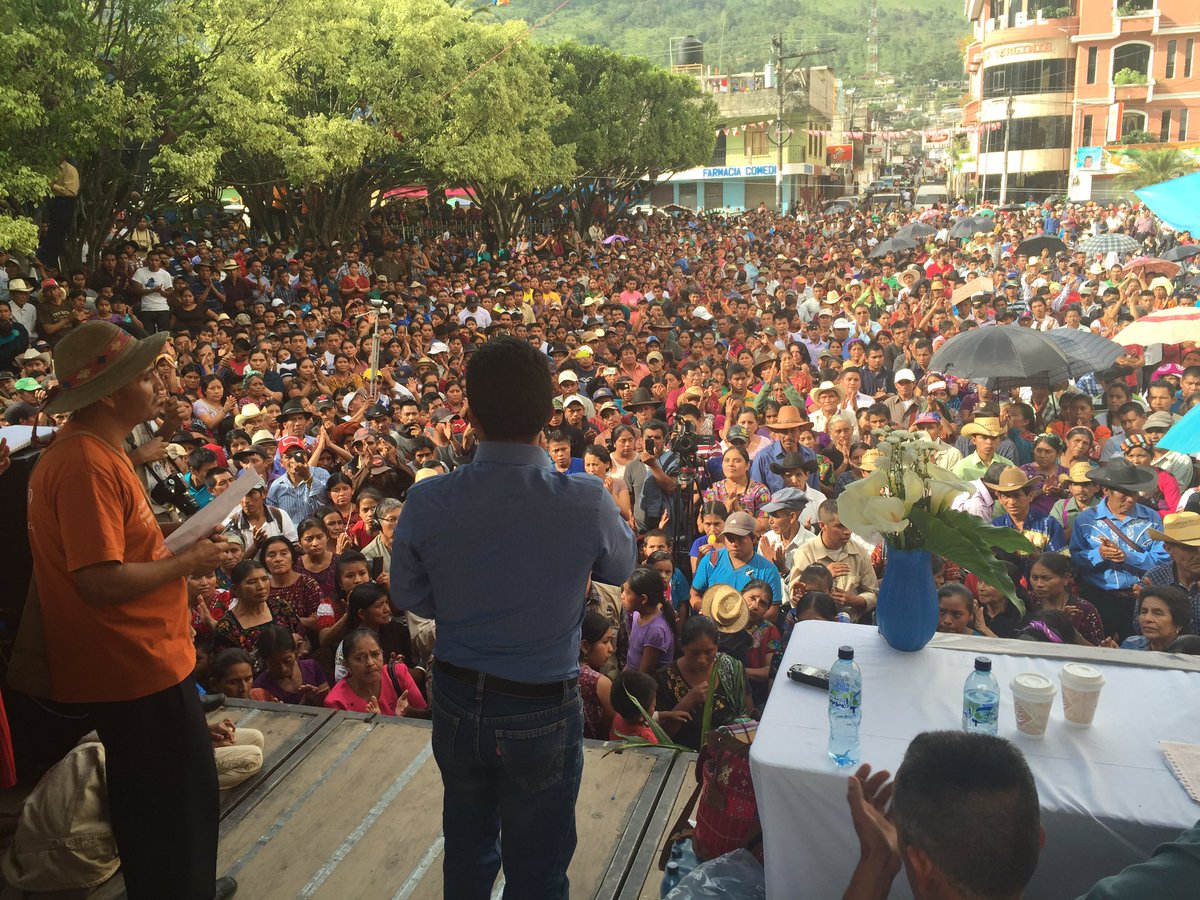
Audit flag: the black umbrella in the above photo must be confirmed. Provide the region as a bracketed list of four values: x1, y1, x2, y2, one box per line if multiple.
[949, 216, 993, 240]
[1015, 235, 1068, 257]
[983, 329, 1126, 390]
[1163, 244, 1200, 263]
[897, 222, 936, 240]
[868, 236, 917, 259]
[998, 203, 1024, 212]
[929, 325, 1070, 383]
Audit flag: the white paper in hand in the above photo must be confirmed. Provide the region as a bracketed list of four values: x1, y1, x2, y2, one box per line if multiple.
[164, 468, 260, 553]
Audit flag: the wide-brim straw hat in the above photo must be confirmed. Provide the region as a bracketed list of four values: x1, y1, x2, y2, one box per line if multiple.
[234, 403, 265, 428]
[961, 416, 1002, 438]
[43, 322, 168, 415]
[1147, 512, 1200, 547]
[809, 380, 845, 404]
[1058, 461, 1095, 485]
[701, 585, 750, 634]
[983, 465, 1042, 493]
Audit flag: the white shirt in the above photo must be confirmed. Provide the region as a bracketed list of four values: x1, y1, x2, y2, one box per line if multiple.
[133, 266, 171, 312]
[457, 305, 492, 327]
[10, 298, 37, 337]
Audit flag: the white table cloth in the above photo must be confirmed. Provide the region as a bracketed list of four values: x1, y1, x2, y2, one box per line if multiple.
[750, 621, 1200, 899]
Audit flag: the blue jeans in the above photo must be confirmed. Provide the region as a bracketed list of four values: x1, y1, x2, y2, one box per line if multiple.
[430, 668, 584, 900]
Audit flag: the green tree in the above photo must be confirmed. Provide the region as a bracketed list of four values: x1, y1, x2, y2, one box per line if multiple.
[539, 42, 717, 229]
[1117, 148, 1200, 194]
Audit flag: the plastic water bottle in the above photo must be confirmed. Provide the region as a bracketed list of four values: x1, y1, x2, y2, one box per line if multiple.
[661, 860, 681, 896]
[962, 656, 1000, 735]
[828, 645, 862, 767]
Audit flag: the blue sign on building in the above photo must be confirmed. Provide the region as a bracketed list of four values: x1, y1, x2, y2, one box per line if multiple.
[701, 164, 778, 179]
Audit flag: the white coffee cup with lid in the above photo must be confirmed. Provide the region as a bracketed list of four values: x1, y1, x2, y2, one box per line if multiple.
[1059, 663, 1105, 727]
[1010, 673, 1056, 738]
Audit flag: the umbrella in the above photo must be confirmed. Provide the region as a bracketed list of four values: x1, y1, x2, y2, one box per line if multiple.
[1076, 233, 1141, 257]
[601, 234, 629, 245]
[950, 216, 993, 240]
[868, 236, 916, 259]
[975, 209, 996, 218]
[952, 275, 995, 305]
[1157, 400, 1200, 455]
[998, 203, 1024, 212]
[918, 208, 941, 222]
[1163, 244, 1200, 263]
[929, 325, 1070, 384]
[1124, 256, 1181, 279]
[976, 328, 1125, 390]
[1113, 307, 1200, 347]
[1015, 235, 1068, 257]
[897, 222, 936, 240]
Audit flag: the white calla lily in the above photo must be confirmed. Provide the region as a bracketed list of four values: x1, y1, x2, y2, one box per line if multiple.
[862, 496, 910, 533]
[837, 469, 891, 535]
[929, 477, 973, 513]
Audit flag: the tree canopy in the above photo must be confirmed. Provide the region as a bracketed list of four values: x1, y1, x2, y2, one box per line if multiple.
[0, 0, 718, 263]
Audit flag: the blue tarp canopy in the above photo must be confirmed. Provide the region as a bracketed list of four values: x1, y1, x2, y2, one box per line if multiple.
[1136, 171, 1200, 235]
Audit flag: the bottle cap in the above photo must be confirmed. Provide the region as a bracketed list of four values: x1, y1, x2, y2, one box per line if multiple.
[838, 645, 854, 660]
[975, 656, 992, 672]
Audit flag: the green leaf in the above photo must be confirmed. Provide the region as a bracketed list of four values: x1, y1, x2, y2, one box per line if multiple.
[939, 508, 1038, 554]
[908, 508, 1025, 604]
[701, 661, 718, 739]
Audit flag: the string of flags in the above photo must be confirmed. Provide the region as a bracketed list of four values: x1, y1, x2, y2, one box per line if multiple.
[714, 121, 1002, 140]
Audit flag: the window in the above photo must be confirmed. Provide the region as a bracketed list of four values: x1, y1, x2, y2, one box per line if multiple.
[746, 129, 768, 158]
[1160, 110, 1172, 142]
[1082, 114, 1094, 146]
[1166, 40, 1176, 78]
[1121, 110, 1148, 138]
[981, 59, 1075, 99]
[1112, 43, 1151, 81]
[709, 133, 727, 167]
[1186, 39, 1194, 78]
[1180, 109, 1190, 142]
[981, 116, 1072, 153]
[1086, 47, 1098, 85]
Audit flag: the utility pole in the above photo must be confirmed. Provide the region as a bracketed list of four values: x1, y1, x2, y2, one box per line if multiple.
[998, 93, 1014, 205]
[771, 36, 830, 212]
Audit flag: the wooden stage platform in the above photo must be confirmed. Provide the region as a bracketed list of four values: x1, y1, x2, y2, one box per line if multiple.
[88, 700, 695, 900]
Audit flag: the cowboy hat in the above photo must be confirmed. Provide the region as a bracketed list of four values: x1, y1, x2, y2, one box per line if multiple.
[1147, 512, 1200, 547]
[7, 279, 31, 293]
[769, 450, 816, 476]
[221, 259, 240, 271]
[43, 321, 169, 415]
[279, 399, 312, 420]
[626, 387, 658, 409]
[1058, 461, 1096, 485]
[751, 351, 776, 371]
[700, 584, 750, 634]
[17, 348, 50, 366]
[961, 417, 1002, 438]
[234, 403, 266, 428]
[766, 405, 812, 431]
[808, 380, 845, 404]
[1086, 458, 1158, 494]
[983, 465, 1043, 493]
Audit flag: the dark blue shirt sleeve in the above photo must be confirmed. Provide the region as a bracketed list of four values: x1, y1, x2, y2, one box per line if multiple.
[593, 488, 637, 586]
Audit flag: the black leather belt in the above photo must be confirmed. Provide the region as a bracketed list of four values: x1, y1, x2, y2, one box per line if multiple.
[434, 659, 577, 699]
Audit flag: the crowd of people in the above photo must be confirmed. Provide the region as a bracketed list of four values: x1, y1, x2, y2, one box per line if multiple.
[6, 191, 1200, 897]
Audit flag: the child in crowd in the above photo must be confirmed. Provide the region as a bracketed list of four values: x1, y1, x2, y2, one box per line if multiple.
[690, 502, 728, 574]
[742, 579, 781, 708]
[646, 548, 690, 615]
[188, 567, 232, 636]
[579, 610, 616, 740]
[622, 567, 676, 673]
[208, 648, 273, 702]
[609, 670, 659, 744]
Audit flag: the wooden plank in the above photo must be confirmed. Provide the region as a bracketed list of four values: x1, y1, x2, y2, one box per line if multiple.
[623, 753, 700, 900]
[592, 747, 676, 900]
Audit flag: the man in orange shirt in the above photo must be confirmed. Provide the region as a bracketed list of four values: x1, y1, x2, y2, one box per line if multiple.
[26, 322, 235, 900]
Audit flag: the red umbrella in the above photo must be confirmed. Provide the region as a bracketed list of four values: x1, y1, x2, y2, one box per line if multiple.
[1124, 256, 1181, 279]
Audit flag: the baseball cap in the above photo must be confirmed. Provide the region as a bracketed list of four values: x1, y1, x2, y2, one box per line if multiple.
[352, 427, 377, 445]
[721, 511, 757, 537]
[914, 410, 942, 425]
[557, 370, 578, 384]
[894, 368, 916, 383]
[726, 425, 750, 444]
[563, 394, 587, 408]
[13, 377, 40, 392]
[1144, 411, 1178, 431]
[279, 436, 307, 456]
[429, 341, 450, 355]
[646, 350, 664, 364]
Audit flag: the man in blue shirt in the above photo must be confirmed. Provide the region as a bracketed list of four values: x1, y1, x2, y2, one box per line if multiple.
[690, 511, 783, 620]
[1069, 460, 1169, 641]
[265, 435, 329, 522]
[391, 337, 635, 900]
[750, 405, 816, 494]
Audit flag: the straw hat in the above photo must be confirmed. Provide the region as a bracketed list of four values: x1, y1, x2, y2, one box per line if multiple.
[961, 417, 1002, 438]
[983, 465, 1042, 493]
[700, 585, 749, 634]
[1059, 461, 1095, 485]
[766, 405, 812, 431]
[1148, 512, 1200, 547]
[860, 449, 883, 473]
[808, 380, 845, 404]
[43, 321, 168, 415]
[234, 403, 265, 428]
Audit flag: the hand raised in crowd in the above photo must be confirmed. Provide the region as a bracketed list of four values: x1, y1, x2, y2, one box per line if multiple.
[827, 560, 852, 579]
[394, 690, 410, 718]
[681, 679, 709, 712]
[134, 436, 169, 465]
[846, 764, 901, 877]
[365, 695, 381, 715]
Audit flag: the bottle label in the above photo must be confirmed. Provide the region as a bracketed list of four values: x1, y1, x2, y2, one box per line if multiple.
[963, 689, 998, 727]
[830, 688, 861, 711]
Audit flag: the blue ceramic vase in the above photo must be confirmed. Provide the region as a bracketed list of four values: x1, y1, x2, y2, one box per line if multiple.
[875, 546, 938, 652]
